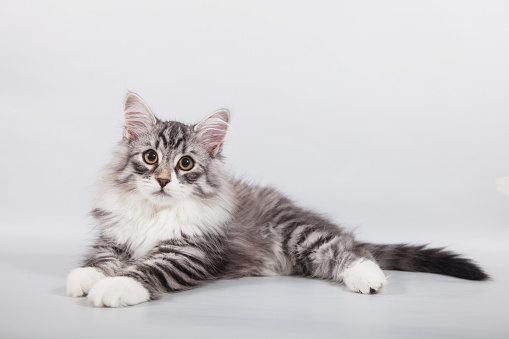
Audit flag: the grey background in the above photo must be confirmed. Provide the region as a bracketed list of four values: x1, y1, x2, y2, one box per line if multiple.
[1, 1, 508, 338]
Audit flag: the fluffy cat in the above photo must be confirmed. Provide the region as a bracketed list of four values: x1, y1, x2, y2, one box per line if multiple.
[67, 93, 488, 307]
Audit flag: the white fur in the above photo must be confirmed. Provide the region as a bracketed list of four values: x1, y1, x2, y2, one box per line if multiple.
[66, 267, 106, 297]
[95, 170, 234, 258]
[341, 259, 388, 294]
[87, 277, 150, 307]
[100, 196, 232, 257]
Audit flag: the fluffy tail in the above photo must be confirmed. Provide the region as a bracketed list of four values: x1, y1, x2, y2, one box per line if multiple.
[359, 243, 489, 281]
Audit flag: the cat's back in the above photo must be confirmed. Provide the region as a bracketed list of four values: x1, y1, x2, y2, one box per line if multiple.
[232, 179, 295, 223]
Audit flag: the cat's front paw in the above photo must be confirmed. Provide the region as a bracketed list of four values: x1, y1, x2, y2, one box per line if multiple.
[341, 259, 387, 294]
[87, 277, 150, 307]
[67, 267, 106, 297]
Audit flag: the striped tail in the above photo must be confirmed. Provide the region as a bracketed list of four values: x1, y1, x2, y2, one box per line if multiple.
[360, 243, 489, 281]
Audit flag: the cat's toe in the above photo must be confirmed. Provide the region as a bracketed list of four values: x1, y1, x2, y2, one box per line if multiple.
[87, 277, 150, 307]
[341, 259, 387, 295]
[66, 267, 106, 297]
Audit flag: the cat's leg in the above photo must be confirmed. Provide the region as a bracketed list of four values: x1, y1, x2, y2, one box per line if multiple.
[68, 242, 150, 307]
[277, 221, 387, 294]
[67, 238, 127, 297]
[86, 239, 222, 307]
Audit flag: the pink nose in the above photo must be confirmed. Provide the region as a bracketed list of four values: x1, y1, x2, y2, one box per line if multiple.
[157, 178, 170, 188]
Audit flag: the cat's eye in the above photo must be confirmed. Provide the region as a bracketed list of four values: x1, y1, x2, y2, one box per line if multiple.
[178, 156, 194, 171]
[143, 150, 158, 165]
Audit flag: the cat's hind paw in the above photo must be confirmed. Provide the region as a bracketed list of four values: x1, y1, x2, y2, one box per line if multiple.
[66, 267, 106, 297]
[341, 259, 387, 294]
[87, 277, 150, 307]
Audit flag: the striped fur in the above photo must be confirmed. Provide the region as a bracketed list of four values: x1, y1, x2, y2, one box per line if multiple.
[67, 93, 488, 307]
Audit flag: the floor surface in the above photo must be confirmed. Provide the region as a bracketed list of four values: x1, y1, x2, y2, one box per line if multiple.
[0, 231, 507, 339]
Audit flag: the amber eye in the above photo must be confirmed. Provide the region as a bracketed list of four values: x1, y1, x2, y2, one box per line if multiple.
[143, 150, 158, 165]
[178, 156, 194, 171]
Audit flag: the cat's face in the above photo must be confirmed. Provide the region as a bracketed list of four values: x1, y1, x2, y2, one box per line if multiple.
[108, 93, 230, 207]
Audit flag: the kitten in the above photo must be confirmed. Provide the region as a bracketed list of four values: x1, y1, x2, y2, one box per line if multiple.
[67, 93, 488, 307]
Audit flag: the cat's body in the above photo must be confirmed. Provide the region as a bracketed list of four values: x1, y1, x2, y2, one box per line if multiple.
[67, 93, 488, 307]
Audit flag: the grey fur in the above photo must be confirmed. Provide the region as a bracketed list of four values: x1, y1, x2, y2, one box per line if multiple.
[77, 94, 488, 302]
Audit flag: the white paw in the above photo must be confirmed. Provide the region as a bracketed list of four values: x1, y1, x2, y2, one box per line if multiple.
[67, 267, 106, 297]
[341, 259, 387, 294]
[87, 277, 150, 307]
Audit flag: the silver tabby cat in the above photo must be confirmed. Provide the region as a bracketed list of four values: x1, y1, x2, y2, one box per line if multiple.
[67, 93, 488, 307]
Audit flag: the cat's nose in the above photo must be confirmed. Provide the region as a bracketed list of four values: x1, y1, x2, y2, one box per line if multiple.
[156, 177, 170, 188]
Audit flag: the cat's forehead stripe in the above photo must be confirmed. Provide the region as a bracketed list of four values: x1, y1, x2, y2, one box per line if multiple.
[156, 122, 190, 152]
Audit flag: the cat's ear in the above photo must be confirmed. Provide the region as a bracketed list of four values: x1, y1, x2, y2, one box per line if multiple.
[124, 92, 157, 140]
[194, 109, 230, 156]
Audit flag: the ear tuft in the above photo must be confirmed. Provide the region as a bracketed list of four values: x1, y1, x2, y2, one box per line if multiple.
[194, 109, 230, 156]
[124, 92, 157, 140]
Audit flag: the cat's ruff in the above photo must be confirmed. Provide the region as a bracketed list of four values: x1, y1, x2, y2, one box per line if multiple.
[66, 93, 488, 307]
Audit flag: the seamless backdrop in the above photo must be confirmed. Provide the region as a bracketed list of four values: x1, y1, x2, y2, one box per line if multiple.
[1, 1, 508, 338]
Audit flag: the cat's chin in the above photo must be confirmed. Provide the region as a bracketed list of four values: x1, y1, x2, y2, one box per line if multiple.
[144, 191, 176, 206]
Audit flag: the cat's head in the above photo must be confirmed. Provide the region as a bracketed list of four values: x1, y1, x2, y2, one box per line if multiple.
[103, 93, 231, 208]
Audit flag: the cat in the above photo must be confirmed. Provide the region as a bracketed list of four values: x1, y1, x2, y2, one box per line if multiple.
[66, 92, 489, 307]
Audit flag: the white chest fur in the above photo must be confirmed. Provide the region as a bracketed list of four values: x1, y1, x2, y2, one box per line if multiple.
[100, 195, 233, 258]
